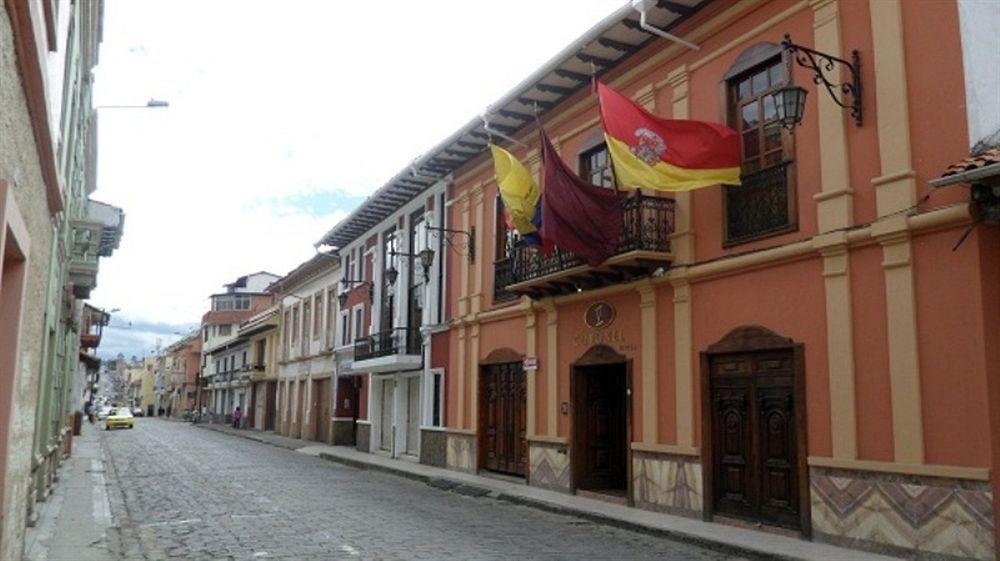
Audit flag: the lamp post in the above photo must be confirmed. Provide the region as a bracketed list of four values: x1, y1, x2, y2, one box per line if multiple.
[95, 99, 170, 110]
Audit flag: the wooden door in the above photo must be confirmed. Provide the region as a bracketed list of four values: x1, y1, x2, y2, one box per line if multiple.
[709, 350, 800, 530]
[481, 362, 526, 476]
[316, 379, 331, 443]
[379, 380, 393, 452]
[405, 377, 420, 456]
[574, 365, 627, 491]
[264, 382, 276, 431]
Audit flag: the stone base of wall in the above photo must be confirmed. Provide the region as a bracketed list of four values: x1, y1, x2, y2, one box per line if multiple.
[810, 466, 995, 561]
[355, 422, 371, 453]
[446, 432, 476, 473]
[631, 450, 702, 518]
[420, 429, 447, 468]
[331, 419, 355, 446]
[529, 442, 570, 492]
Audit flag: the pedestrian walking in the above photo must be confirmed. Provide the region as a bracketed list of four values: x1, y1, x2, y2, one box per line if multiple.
[232, 406, 242, 429]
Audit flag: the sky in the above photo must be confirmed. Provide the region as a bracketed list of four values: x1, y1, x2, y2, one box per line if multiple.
[90, 0, 625, 359]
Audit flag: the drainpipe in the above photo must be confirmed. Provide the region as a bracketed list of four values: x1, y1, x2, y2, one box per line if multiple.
[631, 0, 700, 51]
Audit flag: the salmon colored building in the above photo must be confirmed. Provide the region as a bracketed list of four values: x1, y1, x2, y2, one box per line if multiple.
[414, 1, 1000, 559]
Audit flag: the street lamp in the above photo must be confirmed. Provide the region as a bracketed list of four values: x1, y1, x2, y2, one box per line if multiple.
[96, 98, 170, 110]
[384, 247, 436, 287]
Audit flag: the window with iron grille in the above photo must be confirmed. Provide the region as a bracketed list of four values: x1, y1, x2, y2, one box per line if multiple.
[723, 48, 797, 246]
[579, 143, 615, 189]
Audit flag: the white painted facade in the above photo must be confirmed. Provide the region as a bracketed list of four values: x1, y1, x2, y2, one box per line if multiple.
[958, 0, 1000, 150]
[275, 256, 342, 438]
[339, 178, 450, 460]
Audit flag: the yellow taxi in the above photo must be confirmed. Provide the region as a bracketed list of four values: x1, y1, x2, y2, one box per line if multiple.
[104, 407, 135, 430]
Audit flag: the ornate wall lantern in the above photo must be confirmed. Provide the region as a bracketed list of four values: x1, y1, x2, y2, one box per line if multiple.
[775, 33, 862, 129]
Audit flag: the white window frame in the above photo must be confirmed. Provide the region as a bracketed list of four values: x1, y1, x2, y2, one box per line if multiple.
[339, 309, 350, 347]
[423, 367, 445, 428]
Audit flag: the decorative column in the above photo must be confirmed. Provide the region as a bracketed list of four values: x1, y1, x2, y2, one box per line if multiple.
[810, 0, 854, 233]
[540, 298, 558, 438]
[813, 232, 857, 459]
[667, 64, 696, 449]
[869, 0, 923, 464]
[638, 281, 658, 444]
[525, 307, 537, 437]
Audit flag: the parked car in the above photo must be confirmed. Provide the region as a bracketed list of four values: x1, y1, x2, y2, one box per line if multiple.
[105, 408, 134, 430]
[97, 406, 112, 420]
[131, 406, 144, 417]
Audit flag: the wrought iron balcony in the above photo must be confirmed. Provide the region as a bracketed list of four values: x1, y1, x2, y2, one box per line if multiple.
[494, 191, 676, 298]
[354, 327, 421, 361]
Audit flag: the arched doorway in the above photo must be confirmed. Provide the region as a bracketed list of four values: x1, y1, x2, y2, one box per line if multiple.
[700, 325, 809, 535]
[571, 345, 631, 500]
[479, 348, 526, 477]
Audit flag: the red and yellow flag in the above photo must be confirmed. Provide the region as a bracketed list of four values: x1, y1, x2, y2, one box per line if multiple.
[597, 82, 741, 191]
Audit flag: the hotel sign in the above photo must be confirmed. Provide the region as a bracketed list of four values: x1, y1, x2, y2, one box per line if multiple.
[574, 301, 634, 351]
[584, 302, 616, 329]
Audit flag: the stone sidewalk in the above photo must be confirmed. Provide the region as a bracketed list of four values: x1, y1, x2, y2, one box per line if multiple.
[196, 422, 901, 561]
[24, 422, 117, 561]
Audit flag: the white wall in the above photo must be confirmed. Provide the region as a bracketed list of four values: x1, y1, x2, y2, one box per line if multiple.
[958, 0, 1000, 150]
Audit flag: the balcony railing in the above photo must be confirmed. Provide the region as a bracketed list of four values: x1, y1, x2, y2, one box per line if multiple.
[494, 191, 675, 296]
[724, 161, 792, 245]
[354, 327, 422, 362]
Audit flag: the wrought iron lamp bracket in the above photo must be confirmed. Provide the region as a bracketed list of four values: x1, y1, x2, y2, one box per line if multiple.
[781, 34, 862, 126]
[427, 225, 476, 264]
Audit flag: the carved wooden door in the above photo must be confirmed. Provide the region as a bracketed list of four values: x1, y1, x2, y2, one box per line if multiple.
[577, 366, 627, 490]
[710, 351, 799, 529]
[482, 362, 526, 476]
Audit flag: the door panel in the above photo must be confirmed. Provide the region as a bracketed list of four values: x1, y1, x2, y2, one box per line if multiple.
[405, 377, 419, 455]
[709, 351, 800, 530]
[712, 380, 754, 518]
[482, 363, 526, 476]
[575, 364, 627, 491]
[316, 379, 331, 443]
[379, 380, 392, 451]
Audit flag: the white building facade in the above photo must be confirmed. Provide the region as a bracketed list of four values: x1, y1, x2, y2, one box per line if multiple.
[272, 253, 342, 443]
[318, 176, 450, 465]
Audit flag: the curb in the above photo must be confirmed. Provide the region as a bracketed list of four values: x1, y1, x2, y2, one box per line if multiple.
[192, 423, 307, 451]
[313, 451, 775, 560]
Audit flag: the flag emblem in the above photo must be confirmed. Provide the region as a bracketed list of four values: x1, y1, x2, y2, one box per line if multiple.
[631, 128, 666, 165]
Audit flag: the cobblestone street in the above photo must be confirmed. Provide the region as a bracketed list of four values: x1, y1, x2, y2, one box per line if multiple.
[101, 419, 746, 561]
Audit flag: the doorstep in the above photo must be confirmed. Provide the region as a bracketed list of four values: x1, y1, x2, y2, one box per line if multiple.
[198, 422, 901, 561]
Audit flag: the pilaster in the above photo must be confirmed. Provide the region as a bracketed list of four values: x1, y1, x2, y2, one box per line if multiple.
[670, 272, 694, 448]
[810, 0, 854, 232]
[525, 308, 537, 437]
[813, 231, 857, 459]
[637, 281, 657, 444]
[869, 0, 916, 217]
[872, 216, 923, 464]
[667, 65, 694, 262]
[540, 298, 559, 438]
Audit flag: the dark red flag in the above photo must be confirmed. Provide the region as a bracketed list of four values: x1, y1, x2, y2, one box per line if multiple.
[539, 128, 623, 267]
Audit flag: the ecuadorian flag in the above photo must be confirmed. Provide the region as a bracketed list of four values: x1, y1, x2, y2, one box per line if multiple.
[490, 144, 544, 247]
[597, 82, 741, 191]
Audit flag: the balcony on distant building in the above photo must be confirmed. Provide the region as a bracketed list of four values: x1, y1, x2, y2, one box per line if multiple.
[352, 327, 422, 373]
[494, 192, 676, 299]
[69, 219, 103, 298]
[80, 304, 109, 348]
